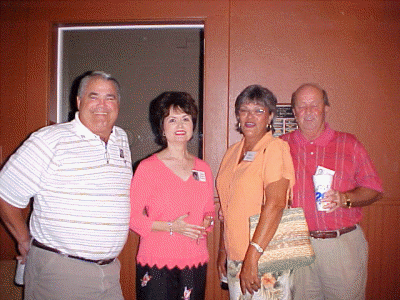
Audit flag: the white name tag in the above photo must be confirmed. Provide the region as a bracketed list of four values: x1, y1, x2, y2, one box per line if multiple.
[192, 170, 206, 182]
[243, 151, 257, 162]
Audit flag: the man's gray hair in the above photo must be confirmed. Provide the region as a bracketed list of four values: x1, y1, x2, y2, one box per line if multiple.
[77, 71, 121, 100]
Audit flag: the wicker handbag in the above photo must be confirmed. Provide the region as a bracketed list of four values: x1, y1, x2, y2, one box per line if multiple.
[249, 207, 315, 275]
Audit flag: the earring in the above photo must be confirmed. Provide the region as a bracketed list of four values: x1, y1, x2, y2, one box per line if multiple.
[267, 124, 271, 131]
[163, 132, 166, 136]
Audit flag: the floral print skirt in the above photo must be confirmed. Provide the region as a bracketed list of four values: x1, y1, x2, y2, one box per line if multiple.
[227, 260, 292, 300]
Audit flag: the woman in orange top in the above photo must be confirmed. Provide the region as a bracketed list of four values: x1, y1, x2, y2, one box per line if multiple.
[216, 85, 295, 300]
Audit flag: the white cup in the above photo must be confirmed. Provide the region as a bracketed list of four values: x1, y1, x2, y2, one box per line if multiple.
[15, 259, 25, 285]
[313, 174, 333, 211]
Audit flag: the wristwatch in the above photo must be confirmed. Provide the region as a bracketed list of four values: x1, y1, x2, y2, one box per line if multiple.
[343, 193, 352, 208]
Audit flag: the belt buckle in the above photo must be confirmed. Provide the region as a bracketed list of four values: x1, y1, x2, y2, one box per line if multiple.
[96, 258, 114, 265]
[96, 259, 107, 265]
[310, 230, 337, 239]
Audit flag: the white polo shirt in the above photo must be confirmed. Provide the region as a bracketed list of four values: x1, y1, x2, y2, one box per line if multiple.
[0, 114, 132, 260]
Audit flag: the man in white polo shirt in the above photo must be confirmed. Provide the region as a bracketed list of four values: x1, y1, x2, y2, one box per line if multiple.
[0, 71, 132, 299]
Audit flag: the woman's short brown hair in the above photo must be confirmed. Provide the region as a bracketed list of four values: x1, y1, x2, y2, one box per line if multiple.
[149, 91, 198, 146]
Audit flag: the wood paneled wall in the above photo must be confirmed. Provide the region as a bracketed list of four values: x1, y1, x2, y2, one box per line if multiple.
[362, 199, 400, 299]
[1, 1, 399, 299]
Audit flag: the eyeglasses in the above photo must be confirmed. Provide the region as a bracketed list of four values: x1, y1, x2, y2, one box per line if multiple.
[238, 108, 266, 116]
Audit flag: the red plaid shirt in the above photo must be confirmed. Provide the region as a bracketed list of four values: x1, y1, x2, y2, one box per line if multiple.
[281, 124, 383, 231]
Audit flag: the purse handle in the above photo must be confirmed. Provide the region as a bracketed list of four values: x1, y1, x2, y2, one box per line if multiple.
[260, 137, 293, 209]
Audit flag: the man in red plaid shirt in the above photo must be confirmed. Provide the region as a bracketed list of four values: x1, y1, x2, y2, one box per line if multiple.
[281, 83, 383, 300]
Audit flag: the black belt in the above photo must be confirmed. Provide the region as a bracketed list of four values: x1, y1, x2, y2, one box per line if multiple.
[310, 225, 358, 239]
[32, 239, 115, 265]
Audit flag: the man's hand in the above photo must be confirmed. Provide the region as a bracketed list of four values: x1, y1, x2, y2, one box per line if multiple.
[17, 239, 31, 263]
[321, 189, 343, 213]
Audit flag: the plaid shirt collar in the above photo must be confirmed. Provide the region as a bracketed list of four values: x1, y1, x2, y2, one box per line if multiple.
[292, 123, 335, 147]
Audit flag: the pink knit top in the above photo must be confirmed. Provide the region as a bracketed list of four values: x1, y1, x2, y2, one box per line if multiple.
[129, 154, 215, 269]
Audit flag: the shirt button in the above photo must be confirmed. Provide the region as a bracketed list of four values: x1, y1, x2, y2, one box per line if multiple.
[310, 152, 314, 155]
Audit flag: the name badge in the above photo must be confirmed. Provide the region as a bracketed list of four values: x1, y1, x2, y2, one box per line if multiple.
[243, 151, 257, 162]
[192, 170, 206, 182]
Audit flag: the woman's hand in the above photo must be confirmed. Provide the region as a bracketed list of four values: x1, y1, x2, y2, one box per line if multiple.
[202, 215, 214, 230]
[218, 207, 224, 221]
[171, 214, 206, 240]
[217, 248, 227, 281]
[240, 250, 261, 295]
[217, 219, 228, 282]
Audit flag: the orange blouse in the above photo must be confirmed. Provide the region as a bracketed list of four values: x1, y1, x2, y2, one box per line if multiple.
[216, 132, 295, 260]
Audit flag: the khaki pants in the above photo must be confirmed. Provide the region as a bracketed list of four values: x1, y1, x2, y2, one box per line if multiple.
[292, 226, 368, 300]
[24, 245, 124, 300]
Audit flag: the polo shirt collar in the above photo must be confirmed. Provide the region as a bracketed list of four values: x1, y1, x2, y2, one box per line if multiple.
[293, 123, 335, 147]
[73, 112, 118, 142]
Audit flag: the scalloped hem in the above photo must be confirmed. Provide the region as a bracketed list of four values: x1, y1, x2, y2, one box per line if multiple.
[137, 256, 209, 270]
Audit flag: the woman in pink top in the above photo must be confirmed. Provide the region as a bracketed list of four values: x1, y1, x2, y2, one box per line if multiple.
[130, 92, 215, 300]
[216, 85, 295, 300]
